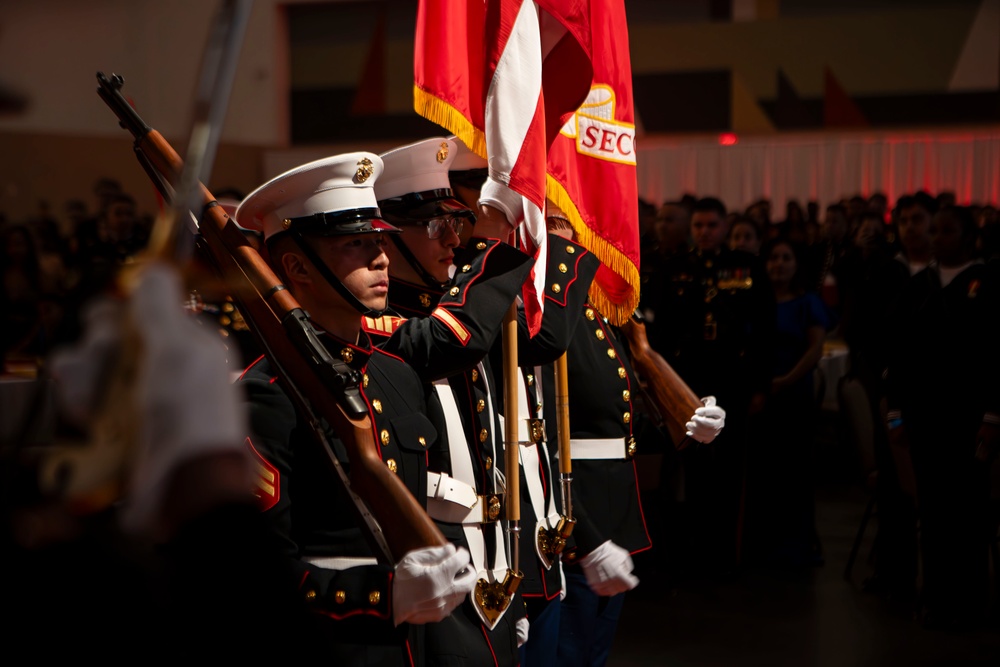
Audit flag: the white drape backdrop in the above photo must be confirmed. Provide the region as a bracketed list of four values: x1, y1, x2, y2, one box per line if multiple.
[635, 126, 1000, 212]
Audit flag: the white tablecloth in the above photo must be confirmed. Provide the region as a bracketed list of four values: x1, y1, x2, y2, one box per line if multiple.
[817, 339, 850, 412]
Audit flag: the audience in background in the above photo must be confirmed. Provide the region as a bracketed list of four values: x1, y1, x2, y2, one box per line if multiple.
[727, 216, 763, 255]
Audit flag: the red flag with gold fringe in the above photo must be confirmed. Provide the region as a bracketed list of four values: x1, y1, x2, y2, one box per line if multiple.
[414, 0, 593, 335]
[544, 0, 640, 325]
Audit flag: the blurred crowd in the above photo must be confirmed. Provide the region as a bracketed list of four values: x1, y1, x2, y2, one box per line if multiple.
[0, 178, 255, 369]
[636, 189, 1000, 632]
[1, 178, 152, 364]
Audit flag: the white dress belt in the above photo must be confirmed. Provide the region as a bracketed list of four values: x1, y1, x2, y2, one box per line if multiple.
[564, 437, 630, 460]
[303, 556, 378, 570]
[426, 470, 501, 525]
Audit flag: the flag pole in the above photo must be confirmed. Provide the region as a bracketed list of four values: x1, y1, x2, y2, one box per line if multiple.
[502, 301, 521, 577]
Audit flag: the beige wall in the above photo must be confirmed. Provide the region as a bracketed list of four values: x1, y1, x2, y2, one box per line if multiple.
[0, 132, 266, 223]
[0, 0, 300, 221]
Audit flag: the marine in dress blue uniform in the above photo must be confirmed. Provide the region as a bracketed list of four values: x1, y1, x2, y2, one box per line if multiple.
[234, 153, 476, 666]
[371, 136, 533, 666]
[646, 198, 775, 574]
[444, 138, 605, 664]
[542, 300, 650, 667]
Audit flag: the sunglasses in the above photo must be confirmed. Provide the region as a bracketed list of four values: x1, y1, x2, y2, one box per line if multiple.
[417, 216, 465, 240]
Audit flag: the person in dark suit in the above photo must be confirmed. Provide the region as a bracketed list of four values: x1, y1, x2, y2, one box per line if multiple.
[885, 205, 1000, 630]
[234, 152, 479, 666]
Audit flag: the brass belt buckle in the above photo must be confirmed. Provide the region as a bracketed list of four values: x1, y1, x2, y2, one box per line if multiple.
[528, 418, 545, 445]
[481, 493, 503, 523]
[624, 436, 637, 460]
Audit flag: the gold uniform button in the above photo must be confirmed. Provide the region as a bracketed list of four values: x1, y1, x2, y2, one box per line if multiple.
[471, 369, 479, 382]
[380, 429, 390, 446]
[485, 456, 493, 470]
[418, 436, 427, 447]
[340, 348, 353, 363]
[705, 260, 713, 269]
[623, 411, 631, 424]
[368, 591, 381, 605]
[566, 245, 576, 254]
[450, 286, 460, 296]
[558, 263, 568, 273]
[585, 308, 595, 320]
[373, 399, 383, 414]
[527, 374, 534, 386]
[363, 373, 369, 388]
[595, 330, 605, 341]
[334, 590, 346, 604]
[618, 367, 627, 379]
[480, 428, 489, 443]
[462, 264, 472, 273]
[219, 315, 231, 326]
[477, 242, 487, 250]
[607, 349, 617, 359]
[622, 389, 631, 402]
[222, 302, 235, 313]
[386, 459, 397, 473]
[477, 399, 486, 413]
[304, 589, 317, 602]
[551, 283, 562, 293]
[419, 293, 431, 307]
[536, 401, 543, 414]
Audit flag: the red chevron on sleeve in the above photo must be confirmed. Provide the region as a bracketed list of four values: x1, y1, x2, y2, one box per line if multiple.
[431, 306, 471, 345]
[362, 314, 408, 336]
[246, 437, 280, 511]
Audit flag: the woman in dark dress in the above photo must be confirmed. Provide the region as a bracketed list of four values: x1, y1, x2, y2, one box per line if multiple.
[745, 237, 831, 567]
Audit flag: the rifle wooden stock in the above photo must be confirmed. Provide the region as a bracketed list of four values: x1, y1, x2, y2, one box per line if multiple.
[620, 313, 702, 451]
[98, 72, 446, 561]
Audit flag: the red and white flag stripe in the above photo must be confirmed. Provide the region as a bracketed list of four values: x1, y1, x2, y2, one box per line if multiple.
[414, 0, 592, 335]
[480, 0, 550, 335]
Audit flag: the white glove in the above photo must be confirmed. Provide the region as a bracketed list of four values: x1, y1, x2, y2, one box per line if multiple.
[392, 543, 477, 626]
[121, 263, 250, 533]
[49, 295, 127, 428]
[579, 540, 639, 597]
[48, 263, 249, 535]
[516, 617, 530, 647]
[685, 395, 726, 444]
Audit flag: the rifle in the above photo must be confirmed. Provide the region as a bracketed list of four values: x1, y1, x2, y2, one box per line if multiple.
[97, 71, 447, 562]
[619, 310, 702, 451]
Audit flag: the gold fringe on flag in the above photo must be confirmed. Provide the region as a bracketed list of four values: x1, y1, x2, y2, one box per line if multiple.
[546, 176, 640, 327]
[413, 87, 487, 160]
[414, 86, 640, 325]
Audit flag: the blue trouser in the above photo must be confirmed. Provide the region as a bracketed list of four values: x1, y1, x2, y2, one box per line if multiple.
[557, 569, 625, 667]
[519, 595, 561, 665]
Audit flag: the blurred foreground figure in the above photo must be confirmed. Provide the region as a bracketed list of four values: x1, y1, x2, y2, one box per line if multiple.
[2, 260, 308, 659]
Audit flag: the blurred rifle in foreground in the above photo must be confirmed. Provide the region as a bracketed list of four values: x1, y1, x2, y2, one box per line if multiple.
[97, 71, 446, 562]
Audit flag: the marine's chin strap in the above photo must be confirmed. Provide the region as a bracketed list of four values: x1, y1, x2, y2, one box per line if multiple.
[390, 234, 448, 290]
[290, 231, 385, 318]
